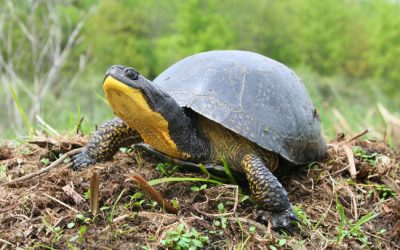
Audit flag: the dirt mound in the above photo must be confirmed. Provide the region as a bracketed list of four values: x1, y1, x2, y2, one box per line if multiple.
[0, 135, 399, 249]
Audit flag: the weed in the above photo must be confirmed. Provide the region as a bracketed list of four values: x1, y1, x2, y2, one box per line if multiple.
[155, 162, 180, 176]
[190, 184, 207, 192]
[222, 160, 237, 185]
[69, 225, 88, 244]
[239, 194, 250, 203]
[214, 217, 228, 229]
[171, 198, 180, 209]
[125, 192, 145, 209]
[108, 189, 126, 224]
[83, 190, 90, 200]
[375, 184, 397, 199]
[119, 147, 132, 153]
[76, 213, 92, 223]
[147, 177, 222, 186]
[353, 146, 383, 166]
[235, 220, 256, 250]
[160, 223, 209, 249]
[292, 205, 313, 229]
[217, 203, 225, 213]
[40, 157, 50, 165]
[269, 238, 287, 250]
[9, 85, 33, 137]
[335, 196, 379, 246]
[41, 216, 64, 248]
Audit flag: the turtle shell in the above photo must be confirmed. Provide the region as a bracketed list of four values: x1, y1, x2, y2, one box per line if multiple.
[153, 50, 326, 164]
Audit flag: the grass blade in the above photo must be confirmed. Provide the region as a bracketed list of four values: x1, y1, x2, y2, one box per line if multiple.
[148, 177, 223, 186]
[9, 85, 32, 136]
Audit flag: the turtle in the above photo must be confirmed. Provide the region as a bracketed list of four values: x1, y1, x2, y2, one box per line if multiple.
[72, 50, 327, 231]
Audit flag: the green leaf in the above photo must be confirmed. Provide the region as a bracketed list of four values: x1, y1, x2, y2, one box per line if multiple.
[217, 203, 224, 212]
[278, 238, 287, 246]
[76, 214, 86, 220]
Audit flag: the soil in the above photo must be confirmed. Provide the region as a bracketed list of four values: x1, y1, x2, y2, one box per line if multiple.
[0, 135, 399, 249]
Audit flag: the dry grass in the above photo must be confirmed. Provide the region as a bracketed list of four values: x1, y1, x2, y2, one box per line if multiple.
[0, 134, 399, 249]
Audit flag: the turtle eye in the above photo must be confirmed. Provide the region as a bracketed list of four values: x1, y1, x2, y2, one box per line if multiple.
[124, 68, 139, 80]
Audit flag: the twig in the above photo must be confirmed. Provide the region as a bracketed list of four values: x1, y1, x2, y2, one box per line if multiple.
[62, 182, 85, 205]
[43, 193, 78, 213]
[129, 171, 178, 214]
[343, 129, 370, 144]
[343, 145, 357, 179]
[2, 148, 82, 186]
[0, 238, 13, 246]
[89, 171, 100, 216]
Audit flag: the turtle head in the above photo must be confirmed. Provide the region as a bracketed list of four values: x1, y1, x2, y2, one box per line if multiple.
[104, 65, 155, 104]
[102, 65, 189, 159]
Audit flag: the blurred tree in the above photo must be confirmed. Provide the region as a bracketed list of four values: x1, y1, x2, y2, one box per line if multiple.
[290, 0, 355, 75]
[154, 0, 235, 73]
[0, 0, 90, 135]
[365, 0, 400, 98]
[83, 0, 174, 78]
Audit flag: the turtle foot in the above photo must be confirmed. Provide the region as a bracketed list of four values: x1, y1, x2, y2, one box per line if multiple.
[256, 207, 300, 234]
[71, 149, 95, 170]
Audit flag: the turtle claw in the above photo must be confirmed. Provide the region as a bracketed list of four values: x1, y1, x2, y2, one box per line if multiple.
[257, 207, 300, 234]
[71, 149, 95, 170]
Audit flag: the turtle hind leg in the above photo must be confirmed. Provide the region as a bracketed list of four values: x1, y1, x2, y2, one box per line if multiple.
[72, 117, 141, 170]
[241, 153, 298, 232]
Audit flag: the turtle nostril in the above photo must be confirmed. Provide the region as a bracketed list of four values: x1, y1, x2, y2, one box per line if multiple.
[124, 68, 139, 80]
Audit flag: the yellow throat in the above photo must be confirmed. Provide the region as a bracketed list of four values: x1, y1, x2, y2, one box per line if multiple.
[103, 76, 182, 158]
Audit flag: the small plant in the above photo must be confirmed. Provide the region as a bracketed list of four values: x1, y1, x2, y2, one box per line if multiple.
[235, 220, 256, 250]
[69, 225, 88, 244]
[353, 146, 383, 166]
[83, 190, 90, 200]
[335, 196, 379, 246]
[213, 217, 228, 230]
[160, 223, 209, 250]
[41, 216, 64, 248]
[76, 213, 92, 224]
[61, 153, 71, 164]
[156, 162, 180, 176]
[239, 194, 250, 203]
[126, 192, 145, 209]
[292, 205, 312, 228]
[190, 184, 207, 192]
[375, 184, 397, 199]
[40, 157, 50, 165]
[171, 198, 180, 209]
[269, 238, 287, 250]
[217, 203, 225, 213]
[119, 147, 132, 153]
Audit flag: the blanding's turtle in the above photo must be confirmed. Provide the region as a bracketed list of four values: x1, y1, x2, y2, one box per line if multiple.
[72, 50, 327, 231]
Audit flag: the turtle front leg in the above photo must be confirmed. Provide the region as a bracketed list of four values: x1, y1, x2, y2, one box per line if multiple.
[72, 117, 141, 170]
[241, 154, 298, 231]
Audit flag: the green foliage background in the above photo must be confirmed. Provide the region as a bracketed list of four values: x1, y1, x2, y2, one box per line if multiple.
[1, 0, 399, 140]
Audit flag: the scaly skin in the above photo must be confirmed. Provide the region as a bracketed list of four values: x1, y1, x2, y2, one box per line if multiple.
[241, 154, 297, 230]
[72, 117, 140, 169]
